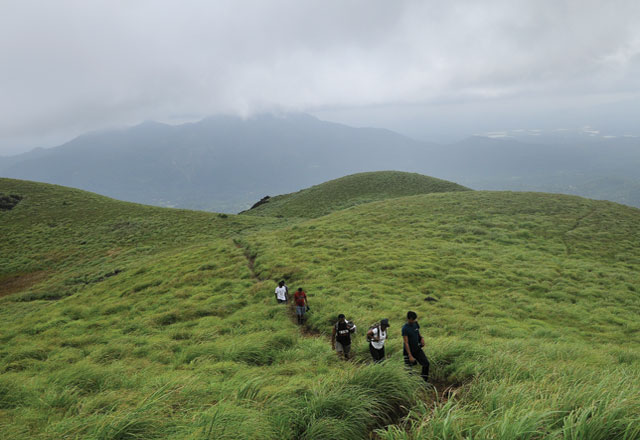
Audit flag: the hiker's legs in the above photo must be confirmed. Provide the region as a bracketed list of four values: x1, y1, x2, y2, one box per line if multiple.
[369, 343, 384, 363]
[296, 306, 305, 324]
[414, 349, 430, 383]
[369, 343, 377, 361]
[403, 348, 415, 367]
[403, 348, 428, 381]
[343, 343, 351, 360]
[335, 341, 345, 359]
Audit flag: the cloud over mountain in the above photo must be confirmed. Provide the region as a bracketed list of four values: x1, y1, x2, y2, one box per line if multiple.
[1, 0, 639, 153]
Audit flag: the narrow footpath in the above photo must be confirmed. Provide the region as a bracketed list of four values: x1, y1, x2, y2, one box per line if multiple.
[562, 207, 597, 255]
[233, 238, 320, 336]
[233, 237, 463, 435]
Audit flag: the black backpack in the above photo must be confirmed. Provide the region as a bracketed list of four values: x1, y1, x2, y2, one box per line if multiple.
[335, 320, 355, 335]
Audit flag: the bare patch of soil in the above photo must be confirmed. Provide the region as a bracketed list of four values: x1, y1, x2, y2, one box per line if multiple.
[106, 248, 123, 257]
[430, 379, 463, 405]
[0, 271, 48, 297]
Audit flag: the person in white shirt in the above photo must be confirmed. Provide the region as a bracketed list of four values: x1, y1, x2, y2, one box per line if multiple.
[274, 280, 288, 304]
[367, 319, 389, 363]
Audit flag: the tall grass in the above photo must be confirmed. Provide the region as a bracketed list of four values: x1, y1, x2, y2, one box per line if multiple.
[1, 178, 639, 438]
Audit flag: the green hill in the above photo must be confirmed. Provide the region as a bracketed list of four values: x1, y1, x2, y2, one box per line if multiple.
[241, 171, 470, 218]
[1, 177, 640, 439]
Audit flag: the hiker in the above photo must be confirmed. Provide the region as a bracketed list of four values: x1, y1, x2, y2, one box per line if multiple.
[293, 287, 308, 324]
[275, 280, 288, 304]
[366, 318, 389, 363]
[332, 314, 356, 360]
[402, 311, 429, 383]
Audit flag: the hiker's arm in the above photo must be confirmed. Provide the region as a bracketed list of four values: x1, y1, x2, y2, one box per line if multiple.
[418, 331, 425, 347]
[366, 329, 374, 340]
[403, 336, 415, 362]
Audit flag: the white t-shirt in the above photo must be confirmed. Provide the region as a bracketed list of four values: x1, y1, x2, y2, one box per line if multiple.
[370, 327, 387, 350]
[275, 286, 287, 301]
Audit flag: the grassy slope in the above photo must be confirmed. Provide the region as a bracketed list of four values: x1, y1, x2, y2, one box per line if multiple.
[241, 171, 470, 218]
[0, 179, 421, 440]
[2, 177, 640, 439]
[245, 191, 640, 438]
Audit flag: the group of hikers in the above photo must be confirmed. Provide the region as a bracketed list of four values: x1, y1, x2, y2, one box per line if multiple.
[274, 281, 430, 383]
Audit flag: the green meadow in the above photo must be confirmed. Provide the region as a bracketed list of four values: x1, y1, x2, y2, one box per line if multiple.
[1, 172, 639, 439]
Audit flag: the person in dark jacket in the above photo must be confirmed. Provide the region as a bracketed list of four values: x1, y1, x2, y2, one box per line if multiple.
[402, 311, 429, 382]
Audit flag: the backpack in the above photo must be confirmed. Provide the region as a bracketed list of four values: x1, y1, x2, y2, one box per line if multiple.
[335, 320, 355, 334]
[366, 323, 382, 343]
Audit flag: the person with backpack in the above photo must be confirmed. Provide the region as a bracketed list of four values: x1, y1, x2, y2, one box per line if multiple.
[332, 314, 356, 360]
[366, 318, 389, 363]
[275, 280, 288, 304]
[402, 311, 429, 383]
[293, 287, 308, 324]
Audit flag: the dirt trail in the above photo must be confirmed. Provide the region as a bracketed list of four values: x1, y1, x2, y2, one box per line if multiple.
[232, 239, 261, 281]
[287, 303, 323, 337]
[431, 379, 462, 405]
[562, 208, 597, 255]
[233, 237, 323, 337]
[233, 237, 462, 434]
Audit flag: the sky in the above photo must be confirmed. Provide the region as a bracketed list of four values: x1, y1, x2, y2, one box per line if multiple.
[1, 0, 639, 154]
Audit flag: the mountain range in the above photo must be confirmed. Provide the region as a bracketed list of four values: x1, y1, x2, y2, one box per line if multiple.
[1, 113, 639, 212]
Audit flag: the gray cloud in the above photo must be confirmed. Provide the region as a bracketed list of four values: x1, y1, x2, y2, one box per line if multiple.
[1, 0, 639, 153]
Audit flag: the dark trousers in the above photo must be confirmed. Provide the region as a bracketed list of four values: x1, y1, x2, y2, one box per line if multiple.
[404, 347, 429, 382]
[369, 343, 385, 363]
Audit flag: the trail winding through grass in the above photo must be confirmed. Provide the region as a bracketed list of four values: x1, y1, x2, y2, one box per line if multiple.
[232, 235, 466, 437]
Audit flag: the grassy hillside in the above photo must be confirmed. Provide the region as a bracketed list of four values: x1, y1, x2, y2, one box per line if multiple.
[241, 171, 469, 218]
[243, 191, 640, 438]
[2, 177, 640, 439]
[0, 178, 423, 440]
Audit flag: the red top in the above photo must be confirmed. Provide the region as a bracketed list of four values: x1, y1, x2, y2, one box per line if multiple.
[294, 291, 306, 306]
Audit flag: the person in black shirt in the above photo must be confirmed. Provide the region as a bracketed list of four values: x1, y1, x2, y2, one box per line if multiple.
[332, 314, 357, 360]
[401, 310, 429, 383]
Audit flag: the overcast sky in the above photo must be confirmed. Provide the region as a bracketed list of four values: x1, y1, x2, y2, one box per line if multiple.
[1, 0, 639, 154]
